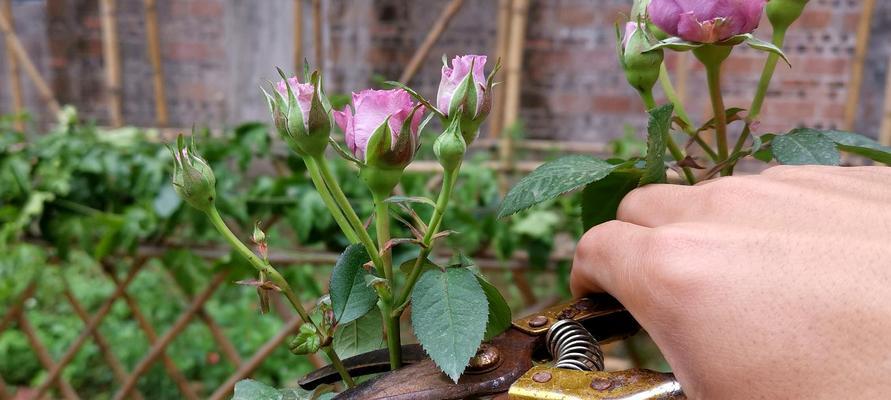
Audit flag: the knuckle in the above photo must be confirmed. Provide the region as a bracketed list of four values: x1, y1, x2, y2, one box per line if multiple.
[694, 177, 746, 211]
[639, 226, 709, 294]
[575, 220, 623, 262]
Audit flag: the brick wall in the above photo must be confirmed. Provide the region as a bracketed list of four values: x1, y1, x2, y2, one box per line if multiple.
[0, 0, 887, 143]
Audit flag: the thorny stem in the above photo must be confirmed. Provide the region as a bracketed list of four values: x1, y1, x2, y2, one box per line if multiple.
[659, 63, 719, 161]
[730, 28, 788, 173]
[641, 89, 696, 185]
[373, 192, 402, 370]
[704, 61, 731, 176]
[373, 194, 393, 282]
[394, 168, 459, 312]
[380, 301, 402, 369]
[206, 206, 355, 387]
[304, 157, 359, 244]
[312, 155, 384, 275]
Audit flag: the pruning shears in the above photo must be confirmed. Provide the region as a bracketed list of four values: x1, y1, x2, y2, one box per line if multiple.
[299, 293, 685, 399]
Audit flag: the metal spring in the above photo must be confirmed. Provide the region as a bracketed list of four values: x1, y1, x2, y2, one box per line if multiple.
[545, 319, 604, 371]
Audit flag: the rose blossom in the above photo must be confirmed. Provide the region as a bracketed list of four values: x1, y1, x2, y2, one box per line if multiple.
[333, 89, 425, 164]
[275, 76, 315, 130]
[648, 0, 766, 43]
[436, 55, 487, 117]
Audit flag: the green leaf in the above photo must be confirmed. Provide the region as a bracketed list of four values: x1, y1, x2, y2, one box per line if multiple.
[329, 244, 378, 325]
[581, 169, 643, 231]
[818, 130, 891, 165]
[475, 273, 511, 340]
[639, 104, 672, 186]
[232, 379, 332, 400]
[398, 257, 438, 275]
[232, 379, 331, 400]
[743, 34, 790, 66]
[498, 155, 617, 218]
[753, 134, 776, 162]
[411, 267, 488, 382]
[333, 310, 384, 359]
[771, 130, 840, 166]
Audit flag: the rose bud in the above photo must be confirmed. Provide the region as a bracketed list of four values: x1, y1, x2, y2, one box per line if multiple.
[436, 55, 496, 145]
[433, 117, 466, 173]
[766, 0, 809, 33]
[620, 22, 664, 97]
[169, 134, 216, 212]
[334, 89, 426, 194]
[648, 0, 767, 43]
[262, 70, 331, 157]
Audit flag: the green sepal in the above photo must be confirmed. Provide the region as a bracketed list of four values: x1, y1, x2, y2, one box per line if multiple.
[434, 117, 466, 172]
[170, 134, 216, 212]
[741, 34, 791, 66]
[364, 117, 393, 168]
[646, 37, 703, 52]
[448, 70, 473, 118]
[302, 71, 332, 157]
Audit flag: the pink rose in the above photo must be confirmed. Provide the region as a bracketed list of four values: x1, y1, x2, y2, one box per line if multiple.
[648, 0, 766, 43]
[275, 76, 315, 130]
[333, 89, 425, 165]
[436, 55, 487, 117]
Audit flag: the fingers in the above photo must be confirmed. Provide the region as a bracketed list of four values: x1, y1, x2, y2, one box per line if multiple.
[571, 220, 651, 306]
[616, 184, 698, 227]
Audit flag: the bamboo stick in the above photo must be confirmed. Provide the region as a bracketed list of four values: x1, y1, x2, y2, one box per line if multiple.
[879, 55, 891, 146]
[398, 0, 464, 84]
[100, 0, 123, 127]
[103, 269, 200, 400]
[143, 0, 168, 126]
[488, 0, 511, 138]
[312, 0, 323, 71]
[27, 259, 146, 400]
[0, 6, 60, 114]
[293, 0, 304, 71]
[843, 0, 876, 131]
[498, 0, 530, 194]
[1, 0, 23, 131]
[206, 316, 303, 400]
[111, 272, 228, 400]
[17, 316, 81, 400]
[63, 291, 146, 400]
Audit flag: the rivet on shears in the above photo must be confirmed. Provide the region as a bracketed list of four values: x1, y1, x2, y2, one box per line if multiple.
[531, 371, 552, 383]
[590, 377, 613, 391]
[466, 343, 502, 374]
[527, 315, 548, 328]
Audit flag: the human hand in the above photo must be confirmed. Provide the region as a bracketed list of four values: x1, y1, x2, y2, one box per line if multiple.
[571, 166, 891, 399]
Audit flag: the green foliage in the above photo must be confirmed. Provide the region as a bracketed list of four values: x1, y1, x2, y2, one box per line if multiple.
[329, 244, 377, 325]
[332, 311, 385, 359]
[771, 129, 841, 165]
[639, 104, 672, 185]
[498, 155, 618, 218]
[475, 272, 512, 340]
[232, 379, 334, 400]
[581, 169, 643, 231]
[766, 128, 891, 166]
[410, 267, 488, 382]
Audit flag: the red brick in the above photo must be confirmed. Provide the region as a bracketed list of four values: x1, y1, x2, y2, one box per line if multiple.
[190, 0, 224, 18]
